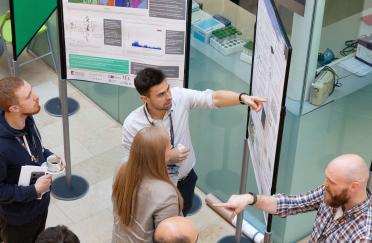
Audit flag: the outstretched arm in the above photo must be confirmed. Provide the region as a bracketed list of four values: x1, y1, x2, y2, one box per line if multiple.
[212, 91, 266, 111]
[214, 193, 277, 219]
[214, 186, 324, 220]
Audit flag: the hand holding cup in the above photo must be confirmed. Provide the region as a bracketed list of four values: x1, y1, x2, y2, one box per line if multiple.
[46, 155, 63, 173]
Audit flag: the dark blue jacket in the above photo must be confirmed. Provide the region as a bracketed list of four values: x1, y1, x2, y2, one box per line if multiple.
[0, 111, 52, 225]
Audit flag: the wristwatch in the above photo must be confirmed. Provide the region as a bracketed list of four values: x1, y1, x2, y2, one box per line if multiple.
[247, 192, 257, 205]
[239, 92, 249, 105]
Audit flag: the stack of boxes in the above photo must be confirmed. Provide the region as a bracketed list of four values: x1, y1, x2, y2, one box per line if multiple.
[191, 2, 253, 60]
[209, 26, 247, 55]
[191, 2, 226, 44]
[192, 18, 225, 44]
[191, 1, 211, 24]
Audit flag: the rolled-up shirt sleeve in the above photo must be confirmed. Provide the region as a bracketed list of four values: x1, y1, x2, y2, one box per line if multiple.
[177, 88, 216, 110]
[273, 186, 325, 217]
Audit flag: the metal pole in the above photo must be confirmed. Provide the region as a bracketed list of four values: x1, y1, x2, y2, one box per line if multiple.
[263, 232, 272, 243]
[235, 138, 250, 243]
[58, 78, 72, 189]
[51, 2, 88, 201]
[55, 6, 72, 189]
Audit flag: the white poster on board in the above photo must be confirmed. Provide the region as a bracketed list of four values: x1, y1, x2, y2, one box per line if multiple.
[61, 0, 188, 87]
[248, 0, 291, 197]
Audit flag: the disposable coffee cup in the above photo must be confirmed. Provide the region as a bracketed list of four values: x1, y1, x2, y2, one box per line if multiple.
[46, 155, 62, 173]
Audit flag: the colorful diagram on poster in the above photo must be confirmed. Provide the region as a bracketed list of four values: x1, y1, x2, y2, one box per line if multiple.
[68, 0, 148, 9]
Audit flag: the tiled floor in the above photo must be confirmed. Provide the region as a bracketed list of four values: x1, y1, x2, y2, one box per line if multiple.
[0, 53, 237, 242]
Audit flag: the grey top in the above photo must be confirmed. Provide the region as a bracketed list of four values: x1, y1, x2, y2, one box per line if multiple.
[112, 177, 181, 243]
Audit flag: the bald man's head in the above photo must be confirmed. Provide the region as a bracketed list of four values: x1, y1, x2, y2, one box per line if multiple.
[324, 154, 369, 208]
[154, 216, 198, 243]
[326, 154, 369, 186]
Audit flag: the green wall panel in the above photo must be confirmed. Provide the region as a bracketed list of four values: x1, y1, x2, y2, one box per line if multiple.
[11, 0, 56, 58]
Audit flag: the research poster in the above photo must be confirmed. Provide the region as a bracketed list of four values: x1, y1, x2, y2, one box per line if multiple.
[248, 0, 291, 197]
[60, 0, 189, 87]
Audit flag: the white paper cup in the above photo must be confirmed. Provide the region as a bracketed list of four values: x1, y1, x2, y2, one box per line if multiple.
[46, 155, 62, 173]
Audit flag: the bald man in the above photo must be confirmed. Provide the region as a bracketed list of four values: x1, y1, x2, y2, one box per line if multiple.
[215, 154, 372, 242]
[154, 216, 198, 243]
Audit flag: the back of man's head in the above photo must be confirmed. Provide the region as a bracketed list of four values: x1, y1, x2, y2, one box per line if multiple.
[134, 68, 166, 96]
[327, 154, 369, 187]
[35, 225, 80, 243]
[154, 216, 198, 243]
[0, 76, 24, 111]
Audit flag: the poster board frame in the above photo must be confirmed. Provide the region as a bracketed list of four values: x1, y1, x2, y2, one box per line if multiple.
[246, 0, 292, 233]
[57, 0, 191, 88]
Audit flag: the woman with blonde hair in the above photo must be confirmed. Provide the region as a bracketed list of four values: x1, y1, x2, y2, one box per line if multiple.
[112, 126, 183, 243]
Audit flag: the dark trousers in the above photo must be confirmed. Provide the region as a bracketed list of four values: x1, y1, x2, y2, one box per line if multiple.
[0, 211, 48, 243]
[177, 169, 198, 216]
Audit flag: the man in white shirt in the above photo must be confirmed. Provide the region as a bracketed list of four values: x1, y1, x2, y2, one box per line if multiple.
[122, 68, 265, 215]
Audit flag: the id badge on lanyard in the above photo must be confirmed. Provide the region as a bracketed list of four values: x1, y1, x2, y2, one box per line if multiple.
[144, 106, 180, 177]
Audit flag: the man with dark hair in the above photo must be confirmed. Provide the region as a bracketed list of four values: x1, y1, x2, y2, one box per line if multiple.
[35, 225, 80, 243]
[122, 68, 265, 215]
[215, 154, 372, 242]
[0, 77, 65, 243]
[154, 216, 198, 243]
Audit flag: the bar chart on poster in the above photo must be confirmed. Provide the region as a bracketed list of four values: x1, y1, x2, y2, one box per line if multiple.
[59, 0, 190, 87]
[247, 0, 291, 204]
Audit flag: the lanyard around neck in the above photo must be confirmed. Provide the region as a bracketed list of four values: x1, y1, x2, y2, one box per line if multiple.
[22, 135, 37, 162]
[143, 106, 175, 148]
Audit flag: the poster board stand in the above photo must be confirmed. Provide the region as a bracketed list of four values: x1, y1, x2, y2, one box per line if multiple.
[218, 139, 252, 243]
[51, 1, 89, 200]
[219, 0, 292, 241]
[51, 78, 89, 200]
[44, 97, 80, 117]
[263, 232, 271, 243]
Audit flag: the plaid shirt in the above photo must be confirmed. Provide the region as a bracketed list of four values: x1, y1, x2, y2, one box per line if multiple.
[274, 186, 372, 242]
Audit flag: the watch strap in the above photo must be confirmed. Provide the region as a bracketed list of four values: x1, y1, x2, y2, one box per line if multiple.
[239, 92, 248, 105]
[247, 192, 257, 205]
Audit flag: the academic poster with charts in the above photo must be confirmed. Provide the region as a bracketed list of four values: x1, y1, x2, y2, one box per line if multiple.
[247, 0, 291, 198]
[59, 0, 189, 87]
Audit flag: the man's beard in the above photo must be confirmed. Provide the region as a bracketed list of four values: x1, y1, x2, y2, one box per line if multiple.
[325, 188, 350, 208]
[23, 104, 41, 116]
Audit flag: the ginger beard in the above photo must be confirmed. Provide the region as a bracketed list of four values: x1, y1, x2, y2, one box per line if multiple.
[23, 104, 41, 116]
[324, 187, 350, 208]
